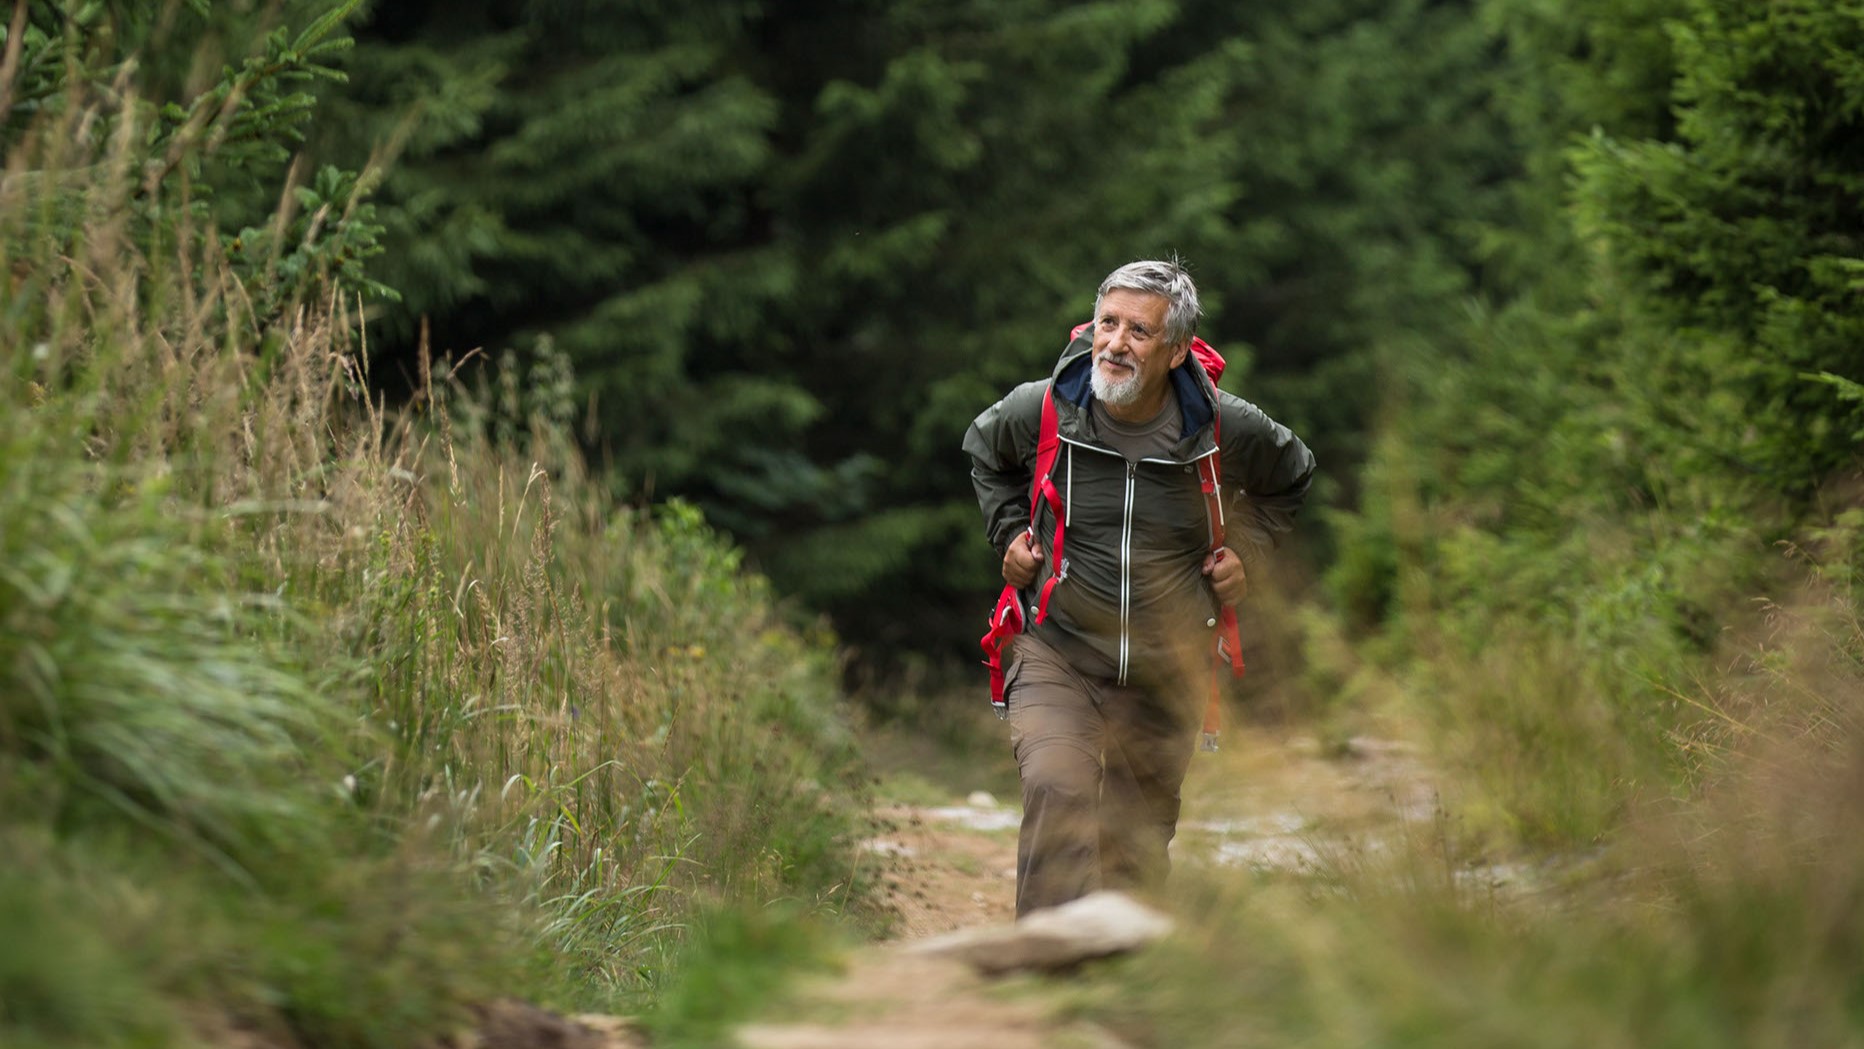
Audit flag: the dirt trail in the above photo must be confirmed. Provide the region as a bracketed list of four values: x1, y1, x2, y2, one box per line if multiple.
[469, 725, 1445, 1049]
[735, 952, 1081, 1049]
[720, 725, 1445, 1048]
[860, 724, 1440, 938]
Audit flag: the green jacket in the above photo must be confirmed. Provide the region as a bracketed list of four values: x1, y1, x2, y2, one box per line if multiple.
[962, 330, 1315, 687]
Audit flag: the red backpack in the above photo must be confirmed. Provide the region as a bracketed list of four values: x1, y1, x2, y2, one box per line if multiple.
[979, 325, 1245, 749]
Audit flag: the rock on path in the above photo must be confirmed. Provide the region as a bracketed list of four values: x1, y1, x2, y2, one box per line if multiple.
[735, 897, 1167, 1049]
[905, 891, 1174, 975]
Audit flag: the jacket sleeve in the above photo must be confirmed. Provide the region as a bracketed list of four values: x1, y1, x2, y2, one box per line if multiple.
[961, 380, 1047, 558]
[1217, 395, 1316, 566]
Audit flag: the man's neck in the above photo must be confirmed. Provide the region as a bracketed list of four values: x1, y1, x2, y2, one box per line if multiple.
[1102, 387, 1171, 425]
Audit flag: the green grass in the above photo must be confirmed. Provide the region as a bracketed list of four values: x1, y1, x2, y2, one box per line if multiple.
[0, 44, 879, 1048]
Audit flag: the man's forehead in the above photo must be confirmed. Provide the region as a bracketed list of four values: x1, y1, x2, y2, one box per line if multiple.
[1099, 288, 1169, 319]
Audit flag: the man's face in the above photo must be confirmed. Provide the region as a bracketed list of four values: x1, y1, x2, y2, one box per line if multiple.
[1091, 288, 1189, 410]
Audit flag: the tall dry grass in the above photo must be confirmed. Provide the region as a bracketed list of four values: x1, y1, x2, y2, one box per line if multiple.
[0, 34, 875, 1048]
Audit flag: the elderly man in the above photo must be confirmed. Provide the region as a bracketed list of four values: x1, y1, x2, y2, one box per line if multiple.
[963, 259, 1315, 915]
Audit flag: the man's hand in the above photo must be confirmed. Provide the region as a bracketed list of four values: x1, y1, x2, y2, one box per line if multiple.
[1203, 546, 1247, 606]
[1002, 530, 1044, 588]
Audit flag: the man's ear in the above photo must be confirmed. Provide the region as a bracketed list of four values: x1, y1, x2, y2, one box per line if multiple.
[1169, 341, 1192, 369]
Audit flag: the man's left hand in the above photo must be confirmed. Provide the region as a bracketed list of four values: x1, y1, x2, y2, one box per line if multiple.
[1203, 546, 1247, 606]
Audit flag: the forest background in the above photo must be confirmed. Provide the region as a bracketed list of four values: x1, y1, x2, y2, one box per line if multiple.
[309, 0, 1864, 694]
[7, 0, 1864, 1046]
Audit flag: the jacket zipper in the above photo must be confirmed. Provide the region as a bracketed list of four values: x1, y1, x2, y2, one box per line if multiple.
[1055, 436, 1222, 685]
[1119, 461, 1136, 683]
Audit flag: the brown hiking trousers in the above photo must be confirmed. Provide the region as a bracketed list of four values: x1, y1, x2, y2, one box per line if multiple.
[1004, 632, 1204, 917]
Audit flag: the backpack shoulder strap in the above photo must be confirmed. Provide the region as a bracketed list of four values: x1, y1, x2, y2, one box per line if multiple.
[1030, 384, 1061, 522]
[1199, 408, 1245, 749]
[980, 382, 1066, 711]
[1030, 384, 1068, 625]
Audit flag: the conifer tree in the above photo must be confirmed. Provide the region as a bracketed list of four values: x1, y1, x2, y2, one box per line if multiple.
[317, 0, 1521, 662]
[4, 0, 384, 323]
[1571, 0, 1864, 490]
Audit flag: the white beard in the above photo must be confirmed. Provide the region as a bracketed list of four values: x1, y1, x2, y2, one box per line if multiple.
[1091, 354, 1142, 406]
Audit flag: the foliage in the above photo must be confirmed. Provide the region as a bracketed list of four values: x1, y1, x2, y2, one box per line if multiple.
[310, 0, 1517, 661]
[1321, 0, 1864, 843]
[1570, 0, 1864, 490]
[3, 0, 392, 318]
[0, 446, 340, 867]
[0, 6, 876, 1046]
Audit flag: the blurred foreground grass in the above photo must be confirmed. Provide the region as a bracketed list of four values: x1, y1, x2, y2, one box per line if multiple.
[1070, 524, 1864, 1047]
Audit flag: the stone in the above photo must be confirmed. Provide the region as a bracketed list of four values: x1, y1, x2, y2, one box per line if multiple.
[965, 790, 998, 809]
[901, 891, 1173, 975]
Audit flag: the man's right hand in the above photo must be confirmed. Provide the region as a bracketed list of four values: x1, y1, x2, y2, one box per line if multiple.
[1002, 530, 1044, 588]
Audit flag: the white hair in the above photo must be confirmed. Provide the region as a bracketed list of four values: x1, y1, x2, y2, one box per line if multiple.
[1095, 258, 1201, 348]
